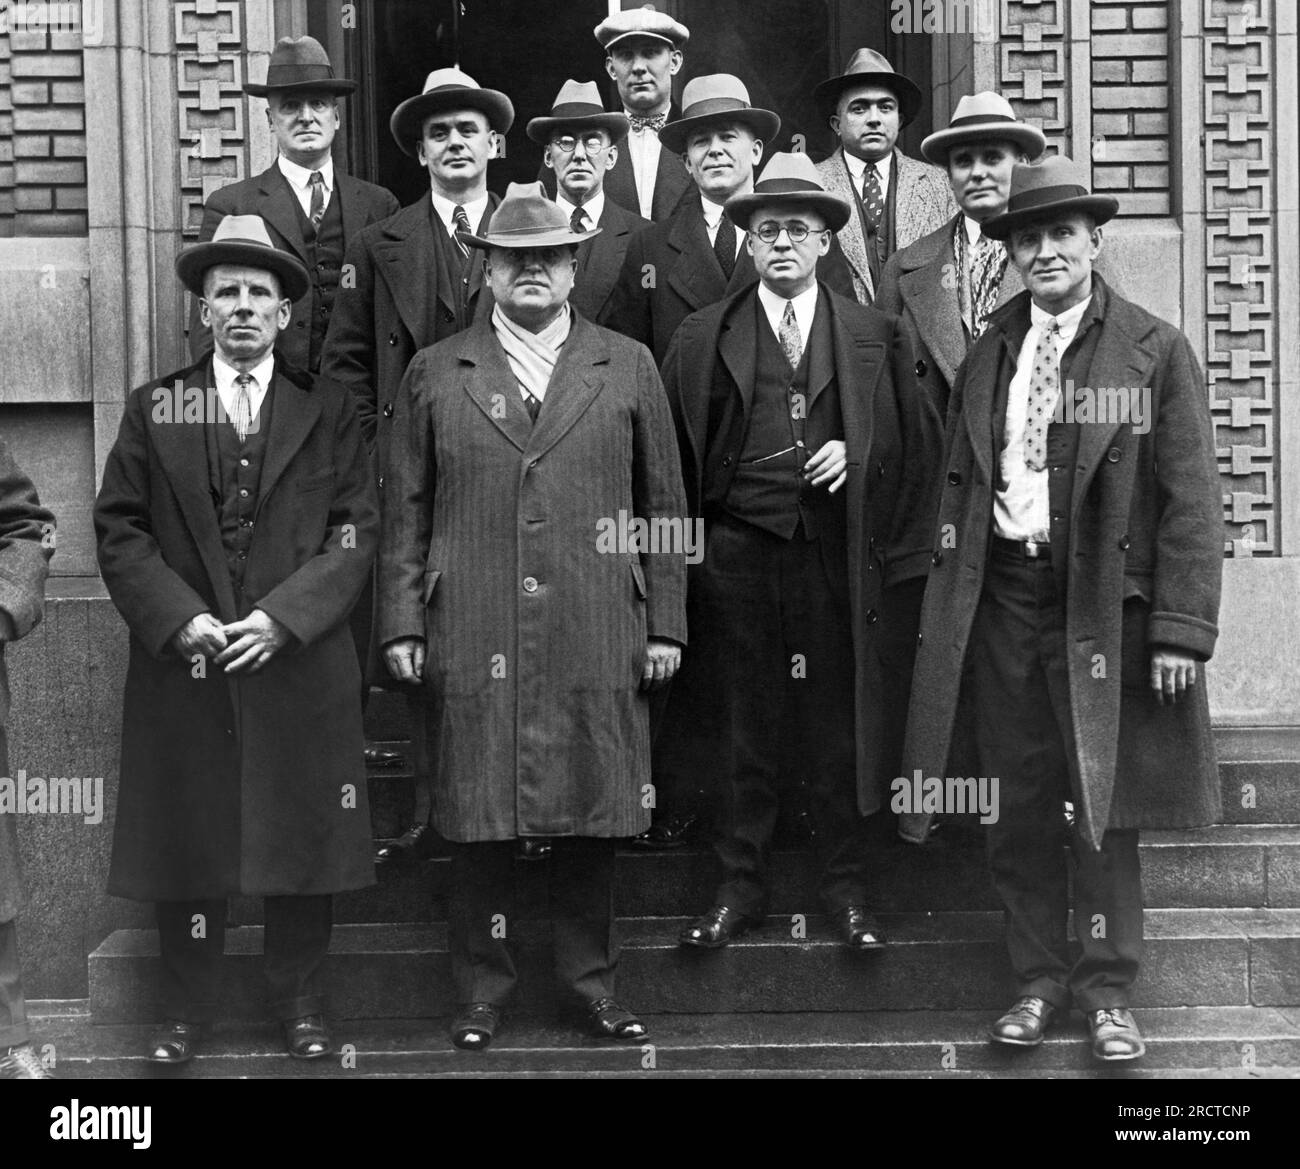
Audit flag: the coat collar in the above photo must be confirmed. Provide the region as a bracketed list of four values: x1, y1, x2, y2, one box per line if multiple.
[255, 164, 310, 261]
[665, 199, 755, 311]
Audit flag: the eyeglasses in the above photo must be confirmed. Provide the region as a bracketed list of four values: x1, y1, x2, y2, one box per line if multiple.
[751, 221, 828, 244]
[551, 133, 609, 155]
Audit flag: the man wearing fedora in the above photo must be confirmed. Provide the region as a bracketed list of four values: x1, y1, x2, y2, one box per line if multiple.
[377, 183, 687, 1051]
[322, 69, 513, 866]
[903, 157, 1223, 1061]
[813, 48, 957, 305]
[188, 36, 399, 376]
[663, 153, 938, 951]
[95, 215, 379, 1063]
[530, 80, 648, 323]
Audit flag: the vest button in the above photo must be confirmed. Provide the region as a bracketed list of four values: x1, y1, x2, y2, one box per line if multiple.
[1118, 535, 1130, 551]
[388, 333, 398, 346]
[523, 577, 539, 593]
[1107, 447, 1123, 463]
[878, 461, 886, 478]
[915, 359, 928, 378]
[239, 488, 249, 499]
[866, 609, 878, 624]
[721, 456, 732, 468]
[383, 403, 394, 418]
[932, 551, 943, 565]
[947, 470, 961, 485]
[240, 458, 250, 468]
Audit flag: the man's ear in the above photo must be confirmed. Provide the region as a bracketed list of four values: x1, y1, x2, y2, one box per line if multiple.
[543, 146, 556, 173]
[669, 50, 684, 75]
[277, 299, 293, 329]
[198, 298, 213, 327]
[604, 145, 619, 171]
[605, 56, 618, 82]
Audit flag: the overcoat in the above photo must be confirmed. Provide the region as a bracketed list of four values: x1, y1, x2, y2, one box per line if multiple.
[572, 198, 648, 324]
[902, 278, 1223, 849]
[660, 283, 940, 815]
[377, 314, 688, 842]
[188, 164, 400, 368]
[94, 358, 379, 899]
[0, 440, 54, 924]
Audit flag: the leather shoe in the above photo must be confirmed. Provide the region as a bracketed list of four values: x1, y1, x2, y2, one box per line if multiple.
[375, 823, 432, 866]
[835, 906, 887, 950]
[147, 1019, 203, 1064]
[518, 837, 553, 860]
[451, 1002, 501, 1051]
[631, 812, 700, 849]
[990, 996, 1057, 1047]
[1088, 1007, 1145, 1061]
[679, 905, 759, 948]
[585, 998, 648, 1042]
[284, 1014, 333, 1060]
[364, 744, 405, 767]
[1, 1043, 52, 1079]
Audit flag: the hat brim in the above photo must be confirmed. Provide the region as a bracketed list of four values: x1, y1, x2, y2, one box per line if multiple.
[813, 72, 923, 125]
[980, 194, 1119, 241]
[920, 123, 1047, 166]
[725, 189, 851, 234]
[459, 226, 603, 251]
[390, 89, 516, 156]
[602, 31, 683, 51]
[176, 241, 312, 303]
[244, 79, 357, 97]
[658, 108, 781, 156]
[526, 112, 630, 145]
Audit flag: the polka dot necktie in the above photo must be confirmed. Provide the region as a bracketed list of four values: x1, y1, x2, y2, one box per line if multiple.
[1022, 318, 1061, 472]
[861, 162, 884, 233]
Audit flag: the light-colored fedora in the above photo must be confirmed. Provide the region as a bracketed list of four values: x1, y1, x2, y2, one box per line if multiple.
[980, 155, 1119, 241]
[526, 80, 630, 145]
[594, 6, 690, 51]
[244, 35, 356, 97]
[813, 47, 923, 125]
[921, 92, 1046, 165]
[390, 68, 515, 157]
[459, 182, 603, 251]
[725, 152, 851, 232]
[658, 75, 780, 155]
[176, 215, 311, 302]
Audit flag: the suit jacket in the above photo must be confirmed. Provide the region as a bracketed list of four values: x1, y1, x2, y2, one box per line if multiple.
[816, 147, 957, 305]
[573, 198, 648, 323]
[376, 313, 688, 841]
[187, 163, 400, 368]
[94, 357, 379, 899]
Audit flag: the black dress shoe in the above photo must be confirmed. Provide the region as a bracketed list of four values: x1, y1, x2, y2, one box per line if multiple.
[1, 1043, 53, 1079]
[518, 837, 553, 860]
[375, 823, 432, 866]
[835, 906, 887, 950]
[451, 1002, 502, 1051]
[1088, 1007, 1145, 1061]
[147, 1019, 203, 1064]
[679, 905, 760, 948]
[990, 996, 1057, 1047]
[630, 812, 700, 850]
[284, 1014, 333, 1060]
[364, 744, 405, 767]
[585, 998, 648, 1042]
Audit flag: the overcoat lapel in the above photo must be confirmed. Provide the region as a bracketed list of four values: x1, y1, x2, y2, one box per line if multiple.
[256, 167, 309, 262]
[666, 204, 724, 313]
[526, 317, 609, 460]
[963, 294, 1031, 482]
[460, 325, 534, 453]
[373, 196, 438, 348]
[337, 172, 366, 253]
[899, 218, 965, 386]
[256, 365, 323, 520]
[718, 295, 758, 420]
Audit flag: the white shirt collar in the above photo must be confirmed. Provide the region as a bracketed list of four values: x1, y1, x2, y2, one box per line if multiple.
[212, 351, 276, 426]
[1030, 292, 1092, 345]
[963, 215, 984, 247]
[556, 190, 605, 228]
[757, 280, 819, 348]
[700, 196, 726, 229]
[431, 190, 491, 235]
[844, 148, 893, 190]
[278, 154, 333, 194]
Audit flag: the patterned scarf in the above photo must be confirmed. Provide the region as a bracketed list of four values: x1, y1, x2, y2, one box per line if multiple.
[955, 219, 1008, 339]
[491, 303, 572, 403]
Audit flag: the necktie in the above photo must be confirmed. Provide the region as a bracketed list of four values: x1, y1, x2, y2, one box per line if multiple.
[779, 300, 802, 370]
[862, 162, 884, 233]
[232, 373, 254, 443]
[570, 206, 589, 234]
[1022, 319, 1061, 472]
[628, 112, 668, 134]
[452, 204, 472, 260]
[970, 233, 1004, 339]
[307, 171, 326, 237]
[714, 215, 736, 281]
[524, 392, 542, 424]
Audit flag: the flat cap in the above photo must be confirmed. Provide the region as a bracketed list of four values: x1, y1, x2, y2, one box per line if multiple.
[594, 5, 689, 51]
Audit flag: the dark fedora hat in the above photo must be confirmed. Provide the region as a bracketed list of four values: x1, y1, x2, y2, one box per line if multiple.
[813, 48, 923, 125]
[459, 182, 602, 251]
[658, 74, 780, 155]
[921, 91, 1046, 165]
[176, 215, 311, 302]
[725, 152, 851, 233]
[526, 80, 630, 145]
[390, 68, 515, 158]
[244, 36, 356, 97]
[980, 155, 1118, 241]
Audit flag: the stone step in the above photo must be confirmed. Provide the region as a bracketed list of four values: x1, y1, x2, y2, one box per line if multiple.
[31, 1001, 1300, 1078]
[87, 908, 1300, 1025]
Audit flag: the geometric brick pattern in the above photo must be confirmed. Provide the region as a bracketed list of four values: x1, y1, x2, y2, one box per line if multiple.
[998, 0, 1072, 156]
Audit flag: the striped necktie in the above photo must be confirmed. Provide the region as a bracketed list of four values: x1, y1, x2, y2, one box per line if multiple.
[232, 373, 254, 443]
[307, 171, 326, 237]
[452, 204, 472, 260]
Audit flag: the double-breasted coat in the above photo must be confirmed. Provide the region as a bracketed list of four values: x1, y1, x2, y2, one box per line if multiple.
[94, 358, 379, 899]
[377, 313, 688, 842]
[0, 440, 54, 924]
[572, 198, 648, 324]
[903, 278, 1224, 849]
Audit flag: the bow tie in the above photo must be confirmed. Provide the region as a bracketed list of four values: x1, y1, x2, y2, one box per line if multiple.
[628, 112, 668, 134]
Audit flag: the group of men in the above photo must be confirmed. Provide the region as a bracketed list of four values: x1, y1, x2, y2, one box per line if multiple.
[0, 5, 1224, 1078]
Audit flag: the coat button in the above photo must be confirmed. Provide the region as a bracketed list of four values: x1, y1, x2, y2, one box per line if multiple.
[1118, 535, 1130, 551]
[917, 632, 924, 646]
[947, 470, 961, 485]
[378, 476, 385, 489]
[932, 551, 943, 565]
[523, 577, 539, 593]
[383, 403, 394, 418]
[878, 461, 886, 478]
[865, 609, 878, 624]
[721, 455, 732, 468]
[296, 321, 305, 329]
[915, 359, 928, 378]
[388, 333, 398, 346]
[1107, 447, 1122, 463]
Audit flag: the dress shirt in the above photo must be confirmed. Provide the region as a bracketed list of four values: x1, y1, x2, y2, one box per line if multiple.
[556, 190, 606, 231]
[430, 191, 491, 242]
[700, 196, 746, 260]
[757, 281, 819, 351]
[212, 351, 275, 431]
[844, 148, 893, 198]
[623, 109, 664, 220]
[278, 155, 334, 220]
[964, 215, 984, 248]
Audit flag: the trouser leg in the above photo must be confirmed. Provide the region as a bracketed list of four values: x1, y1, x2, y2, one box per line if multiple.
[263, 894, 332, 1021]
[0, 920, 30, 1048]
[408, 692, 433, 825]
[550, 837, 618, 1006]
[156, 899, 226, 1023]
[1069, 829, 1143, 1010]
[447, 841, 517, 1006]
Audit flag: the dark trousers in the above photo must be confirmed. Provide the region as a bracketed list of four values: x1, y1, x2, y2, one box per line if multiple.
[447, 838, 617, 1008]
[971, 544, 1143, 1012]
[156, 895, 333, 1024]
[700, 514, 867, 918]
[0, 920, 28, 1049]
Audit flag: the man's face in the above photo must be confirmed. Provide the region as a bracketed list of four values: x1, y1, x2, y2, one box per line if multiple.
[199, 264, 291, 364]
[683, 122, 763, 204]
[747, 204, 830, 298]
[266, 90, 340, 164]
[545, 128, 617, 203]
[947, 139, 1023, 221]
[1007, 213, 1101, 313]
[485, 246, 577, 329]
[830, 84, 901, 162]
[605, 37, 682, 113]
[417, 107, 494, 194]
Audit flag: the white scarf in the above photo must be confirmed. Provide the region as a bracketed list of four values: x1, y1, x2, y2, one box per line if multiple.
[491, 303, 572, 403]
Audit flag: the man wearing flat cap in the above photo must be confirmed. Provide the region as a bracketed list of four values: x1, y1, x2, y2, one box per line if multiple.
[662, 154, 938, 952]
[531, 80, 648, 324]
[95, 215, 379, 1064]
[903, 157, 1223, 1062]
[378, 183, 688, 1052]
[814, 48, 957, 305]
[322, 68, 513, 866]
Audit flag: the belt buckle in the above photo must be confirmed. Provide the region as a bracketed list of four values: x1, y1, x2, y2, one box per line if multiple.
[1024, 539, 1041, 559]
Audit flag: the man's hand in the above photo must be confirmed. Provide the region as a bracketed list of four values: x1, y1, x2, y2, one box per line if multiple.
[642, 638, 681, 691]
[214, 609, 294, 675]
[804, 439, 848, 494]
[384, 637, 426, 685]
[171, 613, 228, 660]
[1150, 647, 1197, 705]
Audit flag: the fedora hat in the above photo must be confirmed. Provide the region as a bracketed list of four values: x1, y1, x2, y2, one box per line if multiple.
[813, 48, 923, 125]
[176, 215, 311, 302]
[390, 68, 515, 157]
[725, 152, 851, 233]
[244, 35, 356, 97]
[459, 182, 602, 251]
[594, 6, 690, 51]
[526, 80, 630, 145]
[980, 155, 1119, 241]
[921, 92, 1046, 165]
[658, 75, 780, 155]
